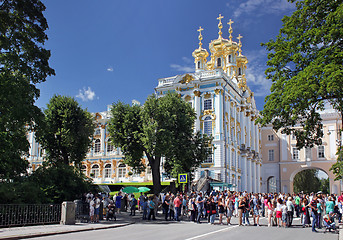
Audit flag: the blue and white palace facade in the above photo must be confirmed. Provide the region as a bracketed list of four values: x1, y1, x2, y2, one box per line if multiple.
[155, 15, 262, 192]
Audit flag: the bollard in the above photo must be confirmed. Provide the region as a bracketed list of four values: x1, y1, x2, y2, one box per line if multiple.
[61, 201, 76, 225]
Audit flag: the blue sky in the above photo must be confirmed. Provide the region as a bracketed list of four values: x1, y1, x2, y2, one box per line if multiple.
[36, 0, 296, 113]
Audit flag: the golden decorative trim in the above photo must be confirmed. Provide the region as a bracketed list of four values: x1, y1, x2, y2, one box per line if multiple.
[184, 95, 191, 101]
[193, 90, 201, 97]
[214, 88, 222, 95]
[201, 163, 214, 168]
[203, 109, 213, 115]
[179, 74, 194, 84]
[204, 92, 212, 99]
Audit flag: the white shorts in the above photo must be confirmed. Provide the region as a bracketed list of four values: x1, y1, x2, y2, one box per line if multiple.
[90, 207, 95, 216]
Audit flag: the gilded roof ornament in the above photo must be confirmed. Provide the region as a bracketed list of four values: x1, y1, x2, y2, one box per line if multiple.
[237, 34, 243, 56]
[179, 74, 194, 84]
[227, 19, 234, 42]
[197, 26, 204, 49]
[216, 14, 224, 39]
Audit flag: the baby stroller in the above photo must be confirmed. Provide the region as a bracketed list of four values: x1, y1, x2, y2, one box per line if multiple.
[323, 214, 338, 234]
[106, 203, 116, 221]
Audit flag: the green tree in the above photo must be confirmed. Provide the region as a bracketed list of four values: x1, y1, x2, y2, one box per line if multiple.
[37, 95, 95, 168]
[257, 0, 343, 179]
[29, 164, 93, 203]
[0, 0, 55, 180]
[293, 169, 320, 193]
[108, 92, 213, 194]
[319, 177, 330, 194]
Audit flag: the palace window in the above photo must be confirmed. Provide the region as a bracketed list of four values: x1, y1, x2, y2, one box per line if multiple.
[268, 149, 274, 161]
[118, 163, 126, 178]
[204, 153, 213, 163]
[204, 99, 212, 110]
[104, 164, 111, 178]
[268, 135, 274, 141]
[91, 164, 99, 178]
[217, 58, 221, 67]
[203, 116, 212, 136]
[94, 128, 101, 135]
[238, 67, 242, 75]
[318, 146, 325, 158]
[107, 141, 114, 153]
[197, 61, 201, 69]
[292, 148, 299, 160]
[94, 139, 101, 153]
[228, 55, 232, 63]
[81, 165, 87, 175]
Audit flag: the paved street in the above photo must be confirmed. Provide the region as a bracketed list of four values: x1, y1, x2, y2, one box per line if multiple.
[28, 213, 338, 240]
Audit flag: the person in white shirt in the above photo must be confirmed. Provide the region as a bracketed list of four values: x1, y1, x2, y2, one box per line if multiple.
[89, 196, 95, 223]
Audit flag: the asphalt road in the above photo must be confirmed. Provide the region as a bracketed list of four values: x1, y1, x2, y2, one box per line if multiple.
[31, 216, 338, 240]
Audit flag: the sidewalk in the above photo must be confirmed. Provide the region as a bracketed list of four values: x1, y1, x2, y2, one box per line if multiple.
[0, 211, 137, 240]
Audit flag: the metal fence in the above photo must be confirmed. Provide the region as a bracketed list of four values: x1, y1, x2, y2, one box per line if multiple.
[74, 200, 90, 223]
[0, 204, 61, 227]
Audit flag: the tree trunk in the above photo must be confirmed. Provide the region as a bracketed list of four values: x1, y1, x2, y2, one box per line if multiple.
[149, 156, 162, 195]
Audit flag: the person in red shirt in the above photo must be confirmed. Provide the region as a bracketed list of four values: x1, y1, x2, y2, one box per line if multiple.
[338, 192, 343, 203]
[174, 193, 182, 221]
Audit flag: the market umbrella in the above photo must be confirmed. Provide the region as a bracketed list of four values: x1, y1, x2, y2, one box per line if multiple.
[138, 187, 150, 193]
[109, 191, 117, 196]
[122, 186, 139, 193]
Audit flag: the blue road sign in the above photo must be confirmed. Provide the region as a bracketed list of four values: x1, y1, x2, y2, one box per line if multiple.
[178, 173, 187, 183]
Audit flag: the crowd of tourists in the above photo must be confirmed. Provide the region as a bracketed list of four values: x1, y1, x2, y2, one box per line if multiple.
[86, 190, 342, 232]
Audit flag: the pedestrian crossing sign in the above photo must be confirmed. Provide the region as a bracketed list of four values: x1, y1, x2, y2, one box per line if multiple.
[178, 174, 187, 183]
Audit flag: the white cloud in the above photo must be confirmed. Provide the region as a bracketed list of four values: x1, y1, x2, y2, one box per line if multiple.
[233, 0, 295, 18]
[244, 49, 272, 97]
[76, 87, 96, 102]
[107, 66, 114, 72]
[170, 64, 194, 72]
[170, 57, 194, 73]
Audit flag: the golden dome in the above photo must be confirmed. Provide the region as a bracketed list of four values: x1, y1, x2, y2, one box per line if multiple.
[192, 27, 209, 60]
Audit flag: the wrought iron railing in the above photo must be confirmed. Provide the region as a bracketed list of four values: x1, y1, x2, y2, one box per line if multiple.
[0, 204, 61, 227]
[74, 200, 90, 222]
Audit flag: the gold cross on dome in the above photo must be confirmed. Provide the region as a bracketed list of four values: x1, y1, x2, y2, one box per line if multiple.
[197, 26, 203, 34]
[217, 14, 224, 24]
[237, 34, 243, 42]
[227, 19, 234, 28]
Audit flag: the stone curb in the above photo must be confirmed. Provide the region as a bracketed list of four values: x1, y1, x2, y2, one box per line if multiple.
[0, 222, 134, 240]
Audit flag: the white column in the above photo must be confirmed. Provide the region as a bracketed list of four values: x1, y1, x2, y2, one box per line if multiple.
[101, 126, 106, 156]
[194, 93, 201, 132]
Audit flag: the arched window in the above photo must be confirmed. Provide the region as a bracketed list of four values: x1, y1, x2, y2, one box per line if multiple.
[197, 61, 201, 69]
[217, 58, 221, 67]
[118, 163, 126, 178]
[104, 164, 111, 178]
[203, 116, 212, 136]
[204, 99, 212, 110]
[94, 139, 101, 153]
[238, 67, 242, 75]
[81, 165, 87, 175]
[91, 164, 99, 178]
[228, 55, 232, 63]
[107, 141, 114, 153]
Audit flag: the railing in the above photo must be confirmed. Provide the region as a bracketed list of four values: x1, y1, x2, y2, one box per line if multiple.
[74, 200, 90, 223]
[0, 204, 61, 227]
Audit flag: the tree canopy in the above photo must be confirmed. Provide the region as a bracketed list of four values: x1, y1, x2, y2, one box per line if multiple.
[37, 95, 95, 168]
[258, 0, 343, 178]
[0, 0, 54, 180]
[293, 169, 329, 194]
[108, 92, 213, 193]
